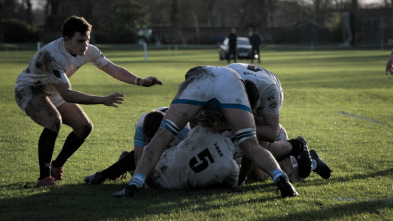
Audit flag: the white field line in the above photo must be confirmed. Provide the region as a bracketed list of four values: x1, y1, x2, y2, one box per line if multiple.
[337, 111, 385, 124]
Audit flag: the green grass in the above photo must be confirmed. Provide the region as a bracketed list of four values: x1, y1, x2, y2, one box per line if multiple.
[1, 44, 392, 220]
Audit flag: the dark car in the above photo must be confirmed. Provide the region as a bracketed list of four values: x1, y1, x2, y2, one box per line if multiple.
[219, 37, 253, 60]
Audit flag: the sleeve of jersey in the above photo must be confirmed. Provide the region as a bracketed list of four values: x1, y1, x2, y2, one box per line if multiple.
[134, 125, 147, 147]
[88, 45, 109, 68]
[262, 86, 281, 116]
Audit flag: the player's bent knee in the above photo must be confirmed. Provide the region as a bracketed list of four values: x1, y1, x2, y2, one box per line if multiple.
[76, 122, 93, 139]
[46, 118, 61, 132]
[83, 122, 93, 135]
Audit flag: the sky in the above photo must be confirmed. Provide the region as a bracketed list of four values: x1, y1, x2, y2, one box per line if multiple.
[361, 0, 384, 4]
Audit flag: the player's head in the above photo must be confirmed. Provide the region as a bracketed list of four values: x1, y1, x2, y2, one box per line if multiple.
[244, 79, 258, 110]
[62, 16, 92, 56]
[143, 110, 165, 141]
[62, 15, 92, 39]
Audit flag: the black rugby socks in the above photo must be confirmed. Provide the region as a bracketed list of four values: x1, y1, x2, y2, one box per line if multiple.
[52, 131, 84, 168]
[38, 128, 58, 179]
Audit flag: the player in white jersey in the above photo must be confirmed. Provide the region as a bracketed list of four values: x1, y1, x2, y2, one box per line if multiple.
[14, 16, 162, 187]
[86, 107, 330, 189]
[227, 63, 330, 183]
[87, 127, 239, 189]
[113, 66, 299, 198]
[149, 125, 239, 189]
[84, 109, 238, 189]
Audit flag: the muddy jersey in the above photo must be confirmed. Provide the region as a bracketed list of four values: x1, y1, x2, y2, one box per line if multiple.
[171, 66, 252, 114]
[226, 63, 283, 119]
[150, 126, 239, 189]
[15, 38, 109, 111]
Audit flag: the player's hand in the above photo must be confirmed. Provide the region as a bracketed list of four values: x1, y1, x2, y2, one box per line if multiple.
[112, 185, 139, 198]
[386, 51, 393, 75]
[104, 92, 123, 108]
[140, 77, 163, 87]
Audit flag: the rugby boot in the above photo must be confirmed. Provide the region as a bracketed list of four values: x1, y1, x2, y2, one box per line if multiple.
[36, 176, 57, 187]
[275, 176, 299, 198]
[293, 136, 312, 178]
[310, 150, 332, 179]
[84, 172, 106, 185]
[50, 161, 64, 180]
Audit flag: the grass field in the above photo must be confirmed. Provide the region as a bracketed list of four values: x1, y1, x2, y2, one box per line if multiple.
[0, 44, 392, 220]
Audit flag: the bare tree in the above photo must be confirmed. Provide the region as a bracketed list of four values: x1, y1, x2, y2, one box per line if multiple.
[171, 0, 179, 44]
[24, 0, 32, 24]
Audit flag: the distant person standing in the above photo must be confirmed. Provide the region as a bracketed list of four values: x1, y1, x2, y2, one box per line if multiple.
[227, 28, 237, 63]
[386, 50, 393, 75]
[249, 29, 262, 64]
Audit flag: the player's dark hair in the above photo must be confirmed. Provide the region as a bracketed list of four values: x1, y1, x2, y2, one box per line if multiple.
[244, 79, 259, 110]
[143, 110, 165, 139]
[62, 15, 92, 39]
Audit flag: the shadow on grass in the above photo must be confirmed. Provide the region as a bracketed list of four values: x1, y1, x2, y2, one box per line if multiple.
[0, 182, 276, 220]
[0, 174, 392, 220]
[265, 198, 393, 220]
[291, 167, 393, 188]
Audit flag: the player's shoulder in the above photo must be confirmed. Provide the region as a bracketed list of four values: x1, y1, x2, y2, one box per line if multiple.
[87, 43, 100, 52]
[44, 38, 64, 52]
[30, 38, 67, 67]
[84, 43, 103, 58]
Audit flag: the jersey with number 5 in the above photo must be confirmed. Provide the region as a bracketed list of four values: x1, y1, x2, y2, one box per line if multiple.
[150, 126, 239, 189]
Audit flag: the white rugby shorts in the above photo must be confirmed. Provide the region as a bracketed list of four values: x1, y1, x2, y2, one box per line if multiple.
[171, 66, 252, 113]
[15, 86, 65, 113]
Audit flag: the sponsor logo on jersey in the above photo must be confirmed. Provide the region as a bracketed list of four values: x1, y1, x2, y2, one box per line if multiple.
[269, 101, 277, 109]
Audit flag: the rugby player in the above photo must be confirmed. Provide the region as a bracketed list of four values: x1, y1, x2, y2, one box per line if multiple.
[86, 108, 330, 190]
[113, 66, 298, 198]
[227, 63, 311, 182]
[14, 15, 162, 187]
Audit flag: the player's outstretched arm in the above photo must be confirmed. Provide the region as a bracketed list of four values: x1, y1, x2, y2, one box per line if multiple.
[100, 61, 163, 86]
[54, 83, 123, 107]
[103, 92, 124, 108]
[139, 76, 163, 87]
[386, 50, 393, 75]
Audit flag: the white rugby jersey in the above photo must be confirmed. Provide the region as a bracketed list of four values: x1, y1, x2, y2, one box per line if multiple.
[227, 63, 283, 117]
[15, 38, 109, 94]
[150, 126, 239, 189]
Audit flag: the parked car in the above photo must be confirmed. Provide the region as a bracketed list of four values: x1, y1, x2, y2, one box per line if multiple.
[219, 37, 253, 60]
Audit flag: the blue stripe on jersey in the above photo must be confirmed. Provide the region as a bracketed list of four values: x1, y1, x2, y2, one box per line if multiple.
[160, 119, 180, 137]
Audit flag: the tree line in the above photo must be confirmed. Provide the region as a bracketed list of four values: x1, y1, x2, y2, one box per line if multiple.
[0, 0, 391, 44]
